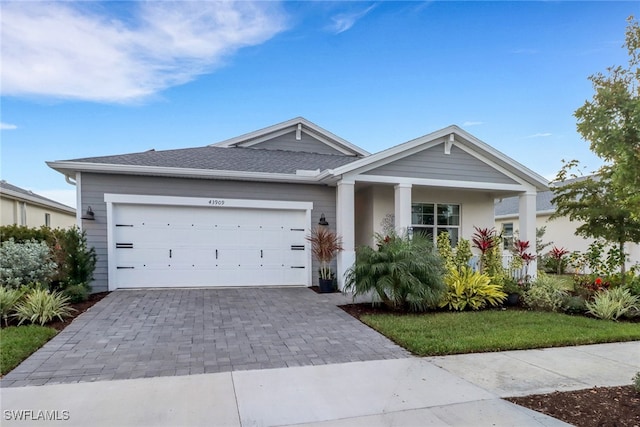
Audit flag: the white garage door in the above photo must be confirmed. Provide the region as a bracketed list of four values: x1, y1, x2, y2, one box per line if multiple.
[111, 203, 309, 288]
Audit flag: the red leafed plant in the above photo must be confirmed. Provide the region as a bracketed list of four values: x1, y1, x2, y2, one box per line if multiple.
[549, 246, 570, 275]
[472, 227, 497, 254]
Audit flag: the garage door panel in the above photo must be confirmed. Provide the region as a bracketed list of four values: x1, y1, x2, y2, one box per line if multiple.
[112, 203, 309, 288]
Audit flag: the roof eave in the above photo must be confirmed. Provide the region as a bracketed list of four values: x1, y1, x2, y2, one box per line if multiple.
[47, 161, 325, 185]
[0, 188, 75, 214]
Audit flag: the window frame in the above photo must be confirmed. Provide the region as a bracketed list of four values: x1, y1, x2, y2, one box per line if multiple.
[410, 202, 461, 247]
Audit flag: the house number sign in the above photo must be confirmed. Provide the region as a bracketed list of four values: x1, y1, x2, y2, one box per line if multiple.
[208, 199, 225, 206]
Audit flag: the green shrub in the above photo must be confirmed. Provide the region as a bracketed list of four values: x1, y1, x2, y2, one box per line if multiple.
[345, 233, 446, 312]
[586, 287, 640, 321]
[562, 295, 587, 314]
[439, 266, 507, 311]
[0, 226, 97, 291]
[523, 275, 567, 312]
[62, 283, 89, 303]
[0, 286, 26, 326]
[14, 288, 75, 326]
[633, 372, 640, 393]
[53, 227, 97, 288]
[0, 239, 57, 288]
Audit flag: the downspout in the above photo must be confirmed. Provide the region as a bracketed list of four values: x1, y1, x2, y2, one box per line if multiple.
[65, 173, 82, 228]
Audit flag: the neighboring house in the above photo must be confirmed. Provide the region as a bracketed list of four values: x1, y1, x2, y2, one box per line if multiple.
[47, 117, 548, 293]
[0, 180, 76, 228]
[495, 186, 640, 268]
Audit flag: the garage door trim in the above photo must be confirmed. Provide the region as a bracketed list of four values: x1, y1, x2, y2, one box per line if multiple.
[104, 194, 314, 290]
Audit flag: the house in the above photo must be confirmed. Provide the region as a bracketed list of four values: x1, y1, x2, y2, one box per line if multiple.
[495, 185, 640, 268]
[0, 180, 76, 228]
[47, 117, 548, 293]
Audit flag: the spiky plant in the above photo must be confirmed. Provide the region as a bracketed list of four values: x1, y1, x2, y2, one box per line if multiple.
[306, 226, 343, 280]
[344, 233, 446, 312]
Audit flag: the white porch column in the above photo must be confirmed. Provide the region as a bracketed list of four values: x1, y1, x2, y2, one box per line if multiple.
[336, 180, 355, 290]
[518, 190, 538, 277]
[394, 183, 413, 235]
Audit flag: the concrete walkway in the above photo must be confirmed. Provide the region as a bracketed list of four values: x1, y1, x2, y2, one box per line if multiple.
[2, 341, 638, 426]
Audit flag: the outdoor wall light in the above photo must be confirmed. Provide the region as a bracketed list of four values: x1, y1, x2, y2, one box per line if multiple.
[81, 206, 95, 221]
[318, 213, 329, 226]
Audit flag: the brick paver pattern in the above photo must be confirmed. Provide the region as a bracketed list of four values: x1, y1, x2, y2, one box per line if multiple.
[1, 288, 409, 387]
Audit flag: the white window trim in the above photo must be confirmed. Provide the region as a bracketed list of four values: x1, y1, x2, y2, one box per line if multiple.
[410, 202, 461, 246]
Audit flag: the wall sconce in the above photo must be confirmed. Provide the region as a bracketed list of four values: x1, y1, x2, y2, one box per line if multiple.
[318, 213, 329, 226]
[81, 206, 95, 220]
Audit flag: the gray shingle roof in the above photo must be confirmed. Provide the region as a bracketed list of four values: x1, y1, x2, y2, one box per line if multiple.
[0, 180, 75, 211]
[494, 176, 593, 216]
[495, 190, 555, 216]
[67, 146, 359, 174]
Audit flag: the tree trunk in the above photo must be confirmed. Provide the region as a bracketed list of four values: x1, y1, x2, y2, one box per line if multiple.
[619, 240, 626, 285]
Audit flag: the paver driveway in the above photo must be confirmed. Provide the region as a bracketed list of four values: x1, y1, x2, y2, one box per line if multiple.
[1, 288, 409, 387]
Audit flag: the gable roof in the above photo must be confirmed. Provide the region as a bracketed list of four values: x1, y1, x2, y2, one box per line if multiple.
[0, 180, 75, 214]
[47, 118, 549, 191]
[322, 125, 549, 191]
[212, 117, 369, 157]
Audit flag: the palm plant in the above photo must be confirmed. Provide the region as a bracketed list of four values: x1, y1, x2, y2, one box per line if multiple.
[306, 226, 343, 280]
[344, 233, 446, 312]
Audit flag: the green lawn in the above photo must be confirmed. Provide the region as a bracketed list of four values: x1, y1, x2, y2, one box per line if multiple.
[0, 325, 58, 375]
[360, 310, 640, 356]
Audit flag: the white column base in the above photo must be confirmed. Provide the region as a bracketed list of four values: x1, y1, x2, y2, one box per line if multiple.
[337, 250, 355, 291]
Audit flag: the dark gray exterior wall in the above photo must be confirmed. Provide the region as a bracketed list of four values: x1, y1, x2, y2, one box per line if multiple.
[249, 131, 347, 156]
[80, 173, 337, 292]
[363, 145, 518, 184]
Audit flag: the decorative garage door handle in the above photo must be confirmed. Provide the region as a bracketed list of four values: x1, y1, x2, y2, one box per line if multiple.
[216, 249, 218, 259]
[169, 249, 172, 258]
[261, 250, 263, 258]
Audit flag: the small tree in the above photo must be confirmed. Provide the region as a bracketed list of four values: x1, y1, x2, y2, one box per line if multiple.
[552, 17, 640, 281]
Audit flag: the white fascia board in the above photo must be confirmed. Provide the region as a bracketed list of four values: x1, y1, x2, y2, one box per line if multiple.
[104, 193, 313, 212]
[355, 174, 531, 192]
[327, 125, 549, 191]
[495, 209, 557, 220]
[328, 127, 458, 176]
[47, 161, 323, 184]
[451, 127, 549, 190]
[210, 117, 369, 156]
[0, 188, 75, 214]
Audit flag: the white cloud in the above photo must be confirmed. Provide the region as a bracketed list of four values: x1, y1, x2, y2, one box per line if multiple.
[511, 48, 539, 55]
[462, 121, 483, 127]
[329, 4, 377, 34]
[0, 1, 287, 103]
[524, 133, 553, 139]
[0, 122, 17, 130]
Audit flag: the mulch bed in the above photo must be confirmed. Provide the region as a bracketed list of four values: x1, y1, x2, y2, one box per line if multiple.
[47, 291, 110, 331]
[507, 386, 640, 427]
[339, 301, 640, 426]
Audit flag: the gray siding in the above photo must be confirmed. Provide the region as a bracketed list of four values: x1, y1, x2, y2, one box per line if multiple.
[364, 145, 518, 184]
[250, 131, 346, 156]
[80, 173, 337, 292]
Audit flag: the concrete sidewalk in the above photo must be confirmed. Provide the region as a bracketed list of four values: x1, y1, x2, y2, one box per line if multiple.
[2, 341, 638, 426]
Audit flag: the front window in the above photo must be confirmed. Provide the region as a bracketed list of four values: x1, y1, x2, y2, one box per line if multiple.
[502, 223, 514, 250]
[411, 203, 460, 247]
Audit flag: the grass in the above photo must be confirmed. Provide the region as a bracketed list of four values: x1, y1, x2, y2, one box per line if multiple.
[360, 310, 640, 356]
[1, 325, 58, 375]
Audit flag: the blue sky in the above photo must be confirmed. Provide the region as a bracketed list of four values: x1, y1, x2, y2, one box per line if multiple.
[1, 1, 638, 208]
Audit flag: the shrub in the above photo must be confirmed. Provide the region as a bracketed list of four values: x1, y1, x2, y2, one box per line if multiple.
[439, 266, 506, 311]
[0, 239, 57, 288]
[344, 233, 446, 312]
[633, 372, 640, 393]
[14, 288, 75, 326]
[585, 287, 640, 321]
[62, 283, 89, 303]
[53, 227, 97, 288]
[523, 275, 567, 312]
[0, 226, 97, 291]
[0, 286, 26, 326]
[562, 295, 587, 314]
